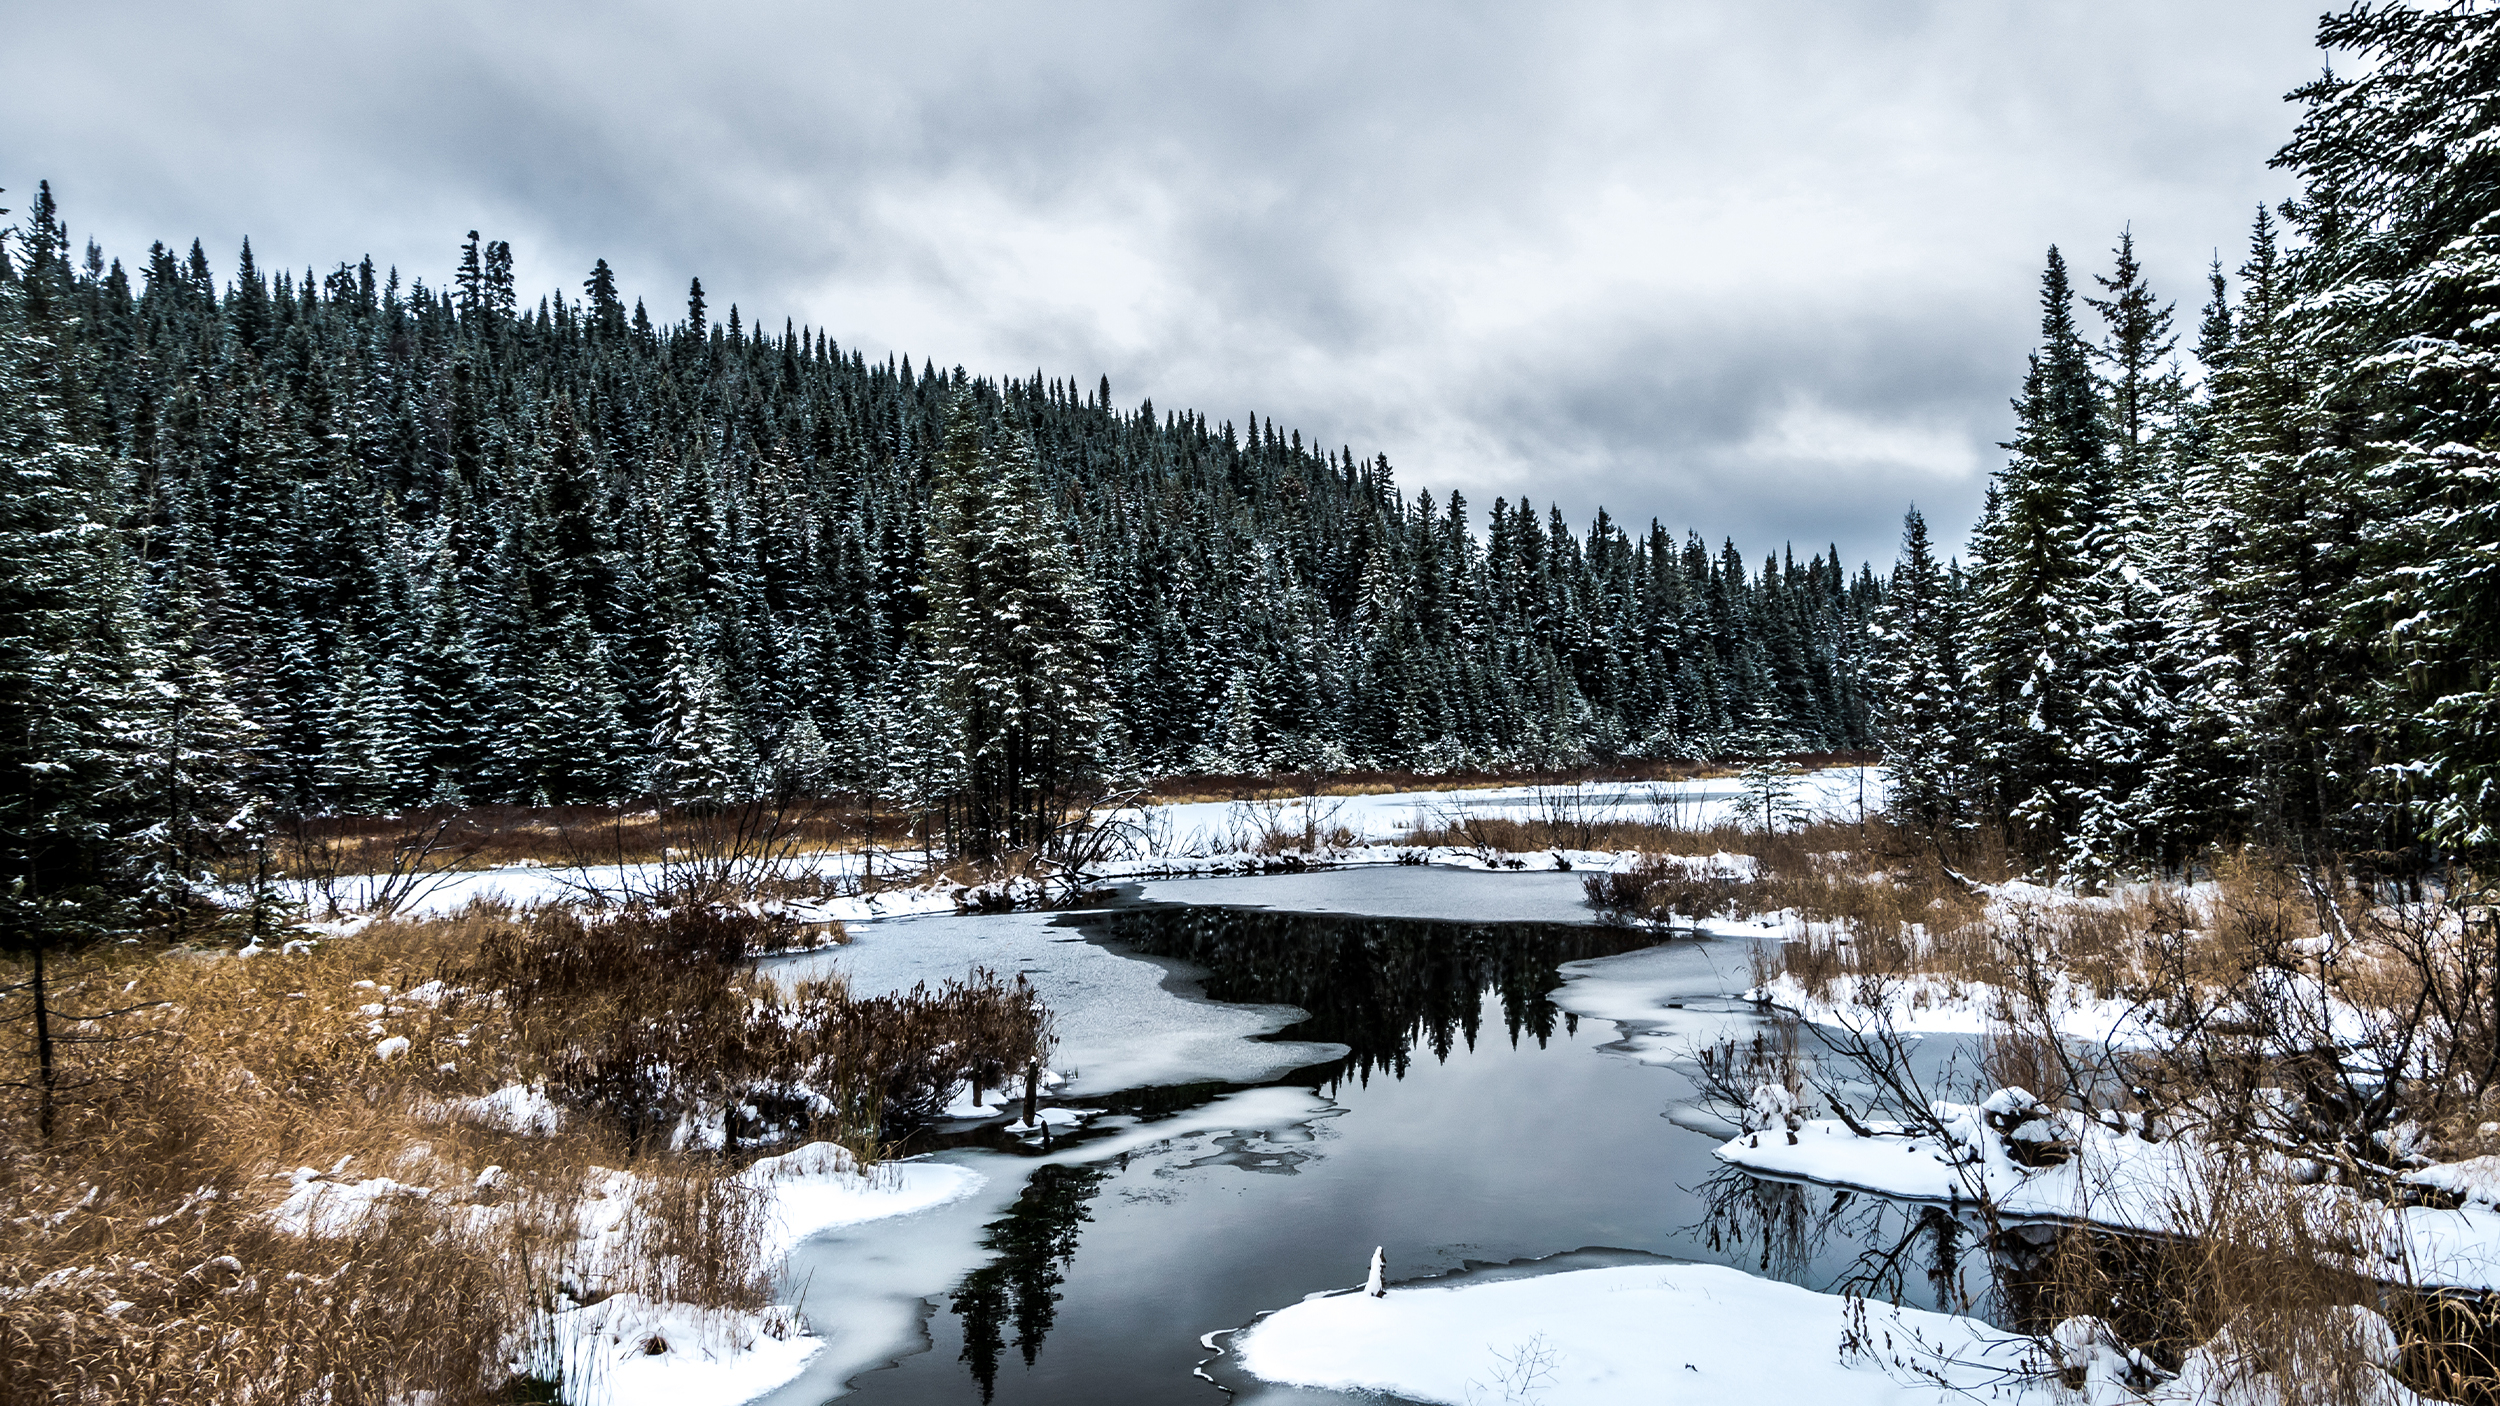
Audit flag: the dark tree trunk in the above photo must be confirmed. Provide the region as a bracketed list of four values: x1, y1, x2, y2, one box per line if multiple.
[32, 943, 55, 1143]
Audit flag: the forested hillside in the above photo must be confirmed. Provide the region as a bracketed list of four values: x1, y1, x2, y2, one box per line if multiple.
[1, 194, 1875, 837]
[1878, 1, 2500, 877]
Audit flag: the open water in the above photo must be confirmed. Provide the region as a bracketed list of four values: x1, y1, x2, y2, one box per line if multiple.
[762, 875, 1990, 1405]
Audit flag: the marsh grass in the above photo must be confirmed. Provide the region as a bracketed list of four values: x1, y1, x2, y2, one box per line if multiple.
[0, 898, 1054, 1403]
[2016, 1150, 2457, 1405]
[1725, 831, 2500, 1401]
[271, 800, 895, 880]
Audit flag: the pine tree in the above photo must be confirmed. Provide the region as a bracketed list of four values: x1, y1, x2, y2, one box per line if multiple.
[520, 618, 635, 804]
[2282, 1, 2500, 852]
[1966, 247, 2109, 852]
[650, 632, 755, 810]
[316, 635, 416, 812]
[1868, 508, 1964, 832]
[117, 582, 259, 933]
[2066, 236, 2190, 878]
[918, 384, 1108, 855]
[0, 220, 157, 1138]
[584, 259, 625, 339]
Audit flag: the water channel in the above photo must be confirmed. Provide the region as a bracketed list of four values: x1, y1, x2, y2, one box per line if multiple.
[757, 869, 1992, 1406]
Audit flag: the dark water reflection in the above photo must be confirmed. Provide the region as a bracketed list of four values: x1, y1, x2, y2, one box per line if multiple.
[950, 1164, 1108, 1403]
[833, 905, 2007, 1406]
[1697, 1166, 1998, 1317]
[1090, 905, 1669, 1084]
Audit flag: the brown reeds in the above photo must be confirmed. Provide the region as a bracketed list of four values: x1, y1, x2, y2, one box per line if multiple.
[2018, 1149, 2449, 1405]
[0, 896, 1054, 1404]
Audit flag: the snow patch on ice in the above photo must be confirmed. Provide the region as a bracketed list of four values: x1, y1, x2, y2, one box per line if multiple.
[1229, 1260, 2034, 1406]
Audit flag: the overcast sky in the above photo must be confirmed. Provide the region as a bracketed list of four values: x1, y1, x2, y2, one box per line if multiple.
[5, 1, 2328, 567]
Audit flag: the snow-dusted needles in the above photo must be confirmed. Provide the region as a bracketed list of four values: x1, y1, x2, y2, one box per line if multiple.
[1365, 1246, 1386, 1298]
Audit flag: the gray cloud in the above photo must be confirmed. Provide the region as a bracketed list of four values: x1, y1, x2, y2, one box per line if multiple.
[4, 0, 2325, 565]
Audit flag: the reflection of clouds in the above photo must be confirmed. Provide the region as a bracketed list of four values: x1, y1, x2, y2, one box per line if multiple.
[11, 0, 2319, 565]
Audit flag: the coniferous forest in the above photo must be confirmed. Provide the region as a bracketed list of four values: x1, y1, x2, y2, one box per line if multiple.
[0, 181, 1880, 872]
[1875, 3, 2500, 878]
[8, 2, 2500, 926]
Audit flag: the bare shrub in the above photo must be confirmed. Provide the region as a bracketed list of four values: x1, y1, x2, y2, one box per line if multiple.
[463, 902, 1052, 1148]
[1226, 791, 1356, 856]
[2025, 1150, 2421, 1406]
[1583, 853, 1758, 926]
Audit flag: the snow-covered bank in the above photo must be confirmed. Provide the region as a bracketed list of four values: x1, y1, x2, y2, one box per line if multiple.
[1228, 1258, 2434, 1406]
[1747, 967, 2160, 1045]
[552, 1145, 987, 1406]
[261, 1138, 988, 1406]
[1228, 1261, 2033, 1405]
[555, 1145, 983, 1405]
[304, 767, 1875, 920]
[1715, 1097, 2500, 1293]
[1142, 766, 1876, 854]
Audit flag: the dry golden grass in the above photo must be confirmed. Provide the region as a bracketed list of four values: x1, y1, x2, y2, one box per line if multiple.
[1692, 831, 2500, 1400]
[2019, 1153, 2461, 1406]
[0, 899, 1053, 1404]
[3, 917, 594, 1403]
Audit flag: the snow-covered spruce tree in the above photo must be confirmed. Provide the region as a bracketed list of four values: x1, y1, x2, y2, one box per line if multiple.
[769, 709, 836, 799]
[120, 584, 260, 935]
[406, 530, 496, 805]
[2139, 253, 2259, 855]
[1965, 246, 2111, 854]
[917, 382, 1109, 858]
[2276, 1, 2500, 854]
[1730, 727, 1809, 835]
[650, 631, 756, 810]
[1, 199, 157, 1137]
[2064, 233, 2192, 879]
[518, 616, 636, 804]
[316, 635, 417, 813]
[1867, 508, 1965, 833]
[2191, 199, 2364, 848]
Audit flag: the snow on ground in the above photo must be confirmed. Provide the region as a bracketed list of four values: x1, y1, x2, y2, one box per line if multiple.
[554, 1296, 820, 1406]
[1716, 1097, 2500, 1292]
[1228, 1258, 2432, 1406]
[1748, 967, 2161, 1046]
[264, 1138, 986, 1406]
[737, 1142, 986, 1262]
[1126, 864, 1599, 924]
[267, 1164, 435, 1237]
[305, 768, 1875, 919]
[1228, 1261, 2037, 1406]
[547, 1144, 985, 1406]
[1139, 766, 1876, 855]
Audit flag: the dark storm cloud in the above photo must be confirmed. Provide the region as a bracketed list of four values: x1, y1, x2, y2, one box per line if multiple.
[3, 0, 2325, 565]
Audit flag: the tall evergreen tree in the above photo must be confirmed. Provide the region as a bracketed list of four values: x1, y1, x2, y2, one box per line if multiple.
[1966, 246, 2109, 852]
[1868, 508, 1964, 832]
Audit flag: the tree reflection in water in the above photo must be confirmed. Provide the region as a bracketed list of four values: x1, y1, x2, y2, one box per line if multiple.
[1697, 1166, 1996, 1319]
[937, 906, 1670, 1398]
[1088, 906, 1667, 1085]
[951, 1163, 1110, 1402]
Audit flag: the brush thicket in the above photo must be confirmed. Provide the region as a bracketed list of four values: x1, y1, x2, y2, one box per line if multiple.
[1, 896, 1053, 1403]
